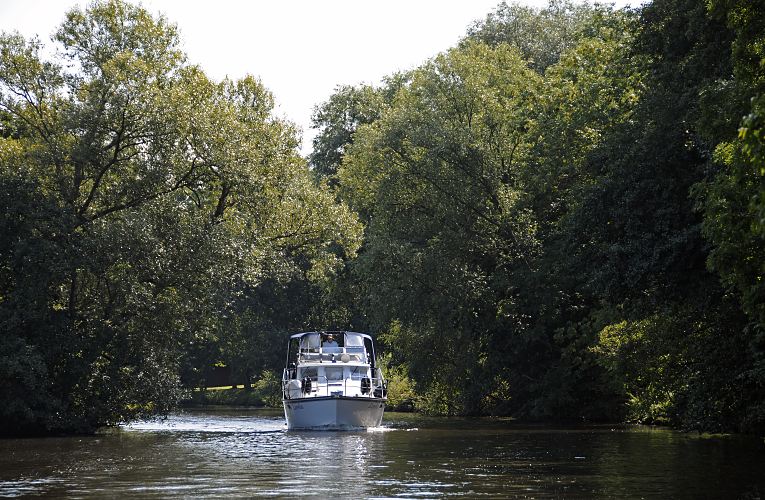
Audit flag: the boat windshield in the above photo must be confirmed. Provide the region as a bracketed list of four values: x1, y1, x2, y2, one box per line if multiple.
[293, 332, 369, 364]
[344, 333, 366, 360]
[299, 333, 320, 351]
[344, 333, 364, 347]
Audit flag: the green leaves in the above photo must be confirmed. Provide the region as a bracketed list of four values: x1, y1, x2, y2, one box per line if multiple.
[334, 41, 549, 415]
[55, 0, 184, 78]
[464, 0, 619, 73]
[313, 0, 765, 432]
[309, 83, 388, 182]
[0, 0, 362, 434]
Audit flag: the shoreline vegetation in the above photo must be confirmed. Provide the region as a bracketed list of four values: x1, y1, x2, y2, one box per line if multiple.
[181, 388, 417, 412]
[181, 370, 416, 413]
[2, 0, 765, 437]
[181, 387, 281, 410]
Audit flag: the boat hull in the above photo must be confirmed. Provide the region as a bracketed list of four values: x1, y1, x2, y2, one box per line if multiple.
[283, 396, 386, 430]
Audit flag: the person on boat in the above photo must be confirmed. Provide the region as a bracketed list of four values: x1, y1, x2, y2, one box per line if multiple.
[323, 334, 338, 348]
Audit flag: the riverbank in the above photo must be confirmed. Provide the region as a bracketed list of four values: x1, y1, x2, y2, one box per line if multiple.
[181, 385, 279, 408]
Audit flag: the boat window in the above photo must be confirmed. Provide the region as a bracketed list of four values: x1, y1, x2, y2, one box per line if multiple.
[345, 334, 364, 347]
[300, 367, 318, 379]
[321, 333, 342, 354]
[350, 365, 368, 380]
[342, 335, 365, 361]
[299, 333, 320, 352]
[325, 367, 343, 381]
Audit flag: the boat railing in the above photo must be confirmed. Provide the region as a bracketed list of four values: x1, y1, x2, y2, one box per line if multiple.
[282, 374, 387, 400]
[297, 352, 365, 363]
[297, 345, 367, 363]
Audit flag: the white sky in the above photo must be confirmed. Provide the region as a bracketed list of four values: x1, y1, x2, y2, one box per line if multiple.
[0, 0, 640, 156]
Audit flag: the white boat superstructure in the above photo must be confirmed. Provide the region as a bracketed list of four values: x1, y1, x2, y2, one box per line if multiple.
[282, 331, 387, 430]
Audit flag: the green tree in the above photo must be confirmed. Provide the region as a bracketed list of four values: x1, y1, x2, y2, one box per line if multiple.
[464, 0, 619, 73]
[309, 84, 386, 183]
[495, 10, 641, 420]
[692, 0, 765, 430]
[0, 0, 361, 435]
[332, 4, 642, 420]
[700, 0, 765, 328]
[340, 41, 543, 414]
[565, 0, 765, 432]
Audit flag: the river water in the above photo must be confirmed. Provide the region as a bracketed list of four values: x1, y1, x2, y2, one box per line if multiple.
[1, 408, 764, 498]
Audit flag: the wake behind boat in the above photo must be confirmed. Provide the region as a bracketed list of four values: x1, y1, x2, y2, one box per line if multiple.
[281, 331, 387, 430]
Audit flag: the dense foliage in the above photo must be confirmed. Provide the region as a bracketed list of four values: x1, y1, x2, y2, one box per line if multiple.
[0, 0, 361, 435]
[311, 0, 765, 433]
[4, 0, 765, 436]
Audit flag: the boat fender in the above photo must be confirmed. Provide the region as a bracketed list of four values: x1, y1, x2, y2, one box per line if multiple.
[373, 380, 388, 398]
[361, 377, 371, 395]
[286, 379, 301, 399]
[301, 376, 312, 394]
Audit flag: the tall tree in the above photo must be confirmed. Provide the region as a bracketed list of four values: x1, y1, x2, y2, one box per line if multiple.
[565, 0, 764, 432]
[319, 1, 645, 419]
[464, 0, 617, 73]
[309, 84, 385, 183]
[0, 0, 361, 435]
[339, 41, 543, 414]
[693, 0, 765, 431]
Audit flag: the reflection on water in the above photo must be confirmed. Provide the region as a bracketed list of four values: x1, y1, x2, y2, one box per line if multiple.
[0, 409, 763, 498]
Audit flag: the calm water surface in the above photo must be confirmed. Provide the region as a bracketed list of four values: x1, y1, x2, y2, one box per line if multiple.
[1, 409, 764, 498]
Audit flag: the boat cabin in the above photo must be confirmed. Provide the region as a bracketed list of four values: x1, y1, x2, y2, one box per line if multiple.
[282, 331, 386, 400]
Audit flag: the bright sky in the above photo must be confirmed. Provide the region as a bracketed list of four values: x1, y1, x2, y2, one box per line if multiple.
[0, 0, 640, 156]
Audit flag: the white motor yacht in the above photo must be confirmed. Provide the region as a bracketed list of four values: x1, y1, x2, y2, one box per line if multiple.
[282, 331, 387, 430]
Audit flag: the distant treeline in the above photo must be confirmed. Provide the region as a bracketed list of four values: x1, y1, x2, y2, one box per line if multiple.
[1, 0, 764, 436]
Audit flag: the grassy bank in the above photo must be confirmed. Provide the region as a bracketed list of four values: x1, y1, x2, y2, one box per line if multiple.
[182, 386, 280, 408]
[182, 365, 418, 410]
